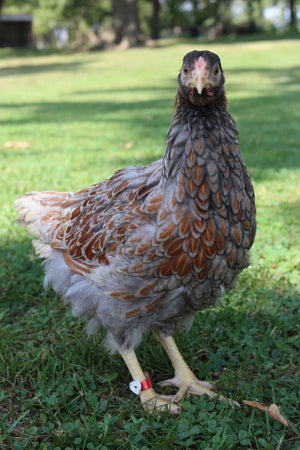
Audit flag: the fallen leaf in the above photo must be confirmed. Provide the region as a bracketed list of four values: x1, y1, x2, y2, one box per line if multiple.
[268, 404, 290, 428]
[3, 141, 30, 149]
[243, 400, 267, 411]
[243, 400, 290, 428]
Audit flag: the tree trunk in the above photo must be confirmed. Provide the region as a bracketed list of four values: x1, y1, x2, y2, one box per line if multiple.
[151, 0, 160, 40]
[288, 0, 296, 28]
[112, 0, 142, 47]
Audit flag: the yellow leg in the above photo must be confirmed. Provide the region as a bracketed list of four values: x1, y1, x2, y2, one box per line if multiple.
[119, 347, 180, 414]
[151, 328, 239, 406]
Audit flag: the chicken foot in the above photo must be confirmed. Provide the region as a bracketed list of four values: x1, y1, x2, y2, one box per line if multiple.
[151, 327, 239, 407]
[119, 347, 180, 414]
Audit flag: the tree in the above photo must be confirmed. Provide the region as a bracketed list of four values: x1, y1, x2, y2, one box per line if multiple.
[1, 0, 299, 48]
[287, 0, 297, 28]
[63, 0, 110, 30]
[112, 0, 142, 46]
[150, 0, 160, 39]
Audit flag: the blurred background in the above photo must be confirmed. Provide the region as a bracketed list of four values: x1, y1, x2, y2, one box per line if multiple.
[0, 0, 299, 50]
[1, 1, 299, 448]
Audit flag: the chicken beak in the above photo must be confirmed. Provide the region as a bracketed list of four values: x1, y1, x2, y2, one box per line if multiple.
[195, 78, 205, 95]
[190, 57, 210, 95]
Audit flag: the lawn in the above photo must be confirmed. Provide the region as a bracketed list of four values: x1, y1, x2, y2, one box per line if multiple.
[0, 38, 299, 449]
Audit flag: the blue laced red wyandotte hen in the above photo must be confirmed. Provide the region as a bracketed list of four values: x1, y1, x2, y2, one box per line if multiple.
[15, 50, 256, 414]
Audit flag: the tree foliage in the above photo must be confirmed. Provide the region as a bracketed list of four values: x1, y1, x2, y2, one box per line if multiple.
[1, 0, 299, 46]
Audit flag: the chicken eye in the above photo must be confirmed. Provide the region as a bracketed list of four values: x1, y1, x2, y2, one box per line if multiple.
[182, 65, 189, 76]
[214, 66, 220, 76]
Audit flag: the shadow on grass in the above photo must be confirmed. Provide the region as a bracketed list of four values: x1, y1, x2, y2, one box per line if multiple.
[0, 237, 45, 314]
[0, 95, 173, 125]
[1, 90, 299, 178]
[228, 65, 300, 88]
[0, 59, 86, 77]
[1, 236, 299, 419]
[1, 60, 299, 182]
[1, 230, 299, 449]
[0, 47, 73, 59]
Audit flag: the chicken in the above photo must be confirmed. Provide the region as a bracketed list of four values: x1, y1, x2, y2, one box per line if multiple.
[14, 50, 256, 414]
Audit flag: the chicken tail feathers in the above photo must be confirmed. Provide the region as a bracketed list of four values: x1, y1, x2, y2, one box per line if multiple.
[14, 191, 69, 242]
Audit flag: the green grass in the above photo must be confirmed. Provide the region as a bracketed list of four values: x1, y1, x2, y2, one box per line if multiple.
[1, 39, 300, 449]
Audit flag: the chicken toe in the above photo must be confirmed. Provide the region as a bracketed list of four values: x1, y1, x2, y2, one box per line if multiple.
[119, 346, 181, 414]
[140, 387, 181, 414]
[152, 328, 239, 406]
[157, 374, 215, 402]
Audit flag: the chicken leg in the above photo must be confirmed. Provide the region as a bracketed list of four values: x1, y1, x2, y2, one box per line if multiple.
[119, 347, 180, 414]
[151, 328, 239, 406]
